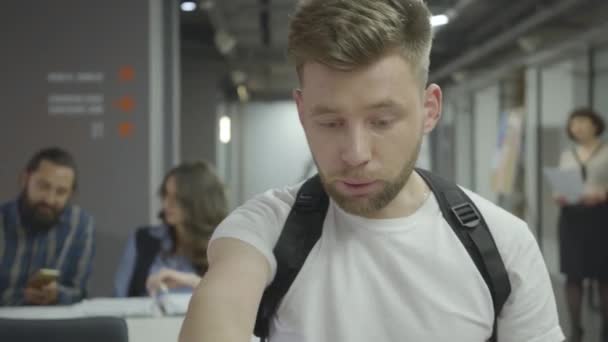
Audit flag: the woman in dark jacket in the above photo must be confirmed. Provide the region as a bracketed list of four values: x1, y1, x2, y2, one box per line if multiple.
[114, 161, 228, 297]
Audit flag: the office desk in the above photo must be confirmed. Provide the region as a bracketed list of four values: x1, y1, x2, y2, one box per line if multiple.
[0, 298, 259, 342]
[0, 305, 183, 342]
[128, 316, 185, 342]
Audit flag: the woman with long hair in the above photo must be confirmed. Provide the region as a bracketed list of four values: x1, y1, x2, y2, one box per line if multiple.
[114, 161, 228, 297]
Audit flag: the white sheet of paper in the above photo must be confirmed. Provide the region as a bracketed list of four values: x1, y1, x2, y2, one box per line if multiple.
[542, 167, 585, 203]
[157, 293, 192, 316]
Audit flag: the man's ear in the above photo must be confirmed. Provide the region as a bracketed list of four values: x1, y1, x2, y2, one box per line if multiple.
[422, 83, 442, 134]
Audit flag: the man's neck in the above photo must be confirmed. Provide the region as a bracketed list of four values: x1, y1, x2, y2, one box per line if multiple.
[368, 170, 430, 219]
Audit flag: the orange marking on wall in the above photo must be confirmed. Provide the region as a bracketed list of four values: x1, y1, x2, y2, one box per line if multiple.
[118, 122, 135, 138]
[114, 95, 135, 113]
[118, 65, 135, 82]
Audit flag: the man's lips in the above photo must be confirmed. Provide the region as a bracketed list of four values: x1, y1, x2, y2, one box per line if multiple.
[335, 179, 380, 196]
[36, 205, 55, 215]
[342, 179, 374, 186]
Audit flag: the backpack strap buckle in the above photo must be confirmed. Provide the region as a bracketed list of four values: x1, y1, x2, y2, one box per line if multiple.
[295, 193, 316, 210]
[451, 203, 481, 228]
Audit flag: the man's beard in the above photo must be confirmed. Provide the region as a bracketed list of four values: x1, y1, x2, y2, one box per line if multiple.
[319, 141, 421, 217]
[18, 192, 64, 232]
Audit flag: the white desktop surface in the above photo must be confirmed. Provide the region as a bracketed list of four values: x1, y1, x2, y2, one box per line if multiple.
[127, 316, 185, 342]
[0, 304, 183, 342]
[0, 298, 259, 342]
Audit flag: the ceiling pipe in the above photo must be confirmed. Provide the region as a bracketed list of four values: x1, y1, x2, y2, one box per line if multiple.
[447, 18, 608, 96]
[430, 0, 586, 82]
[199, 1, 238, 57]
[466, 0, 536, 43]
[260, 0, 271, 46]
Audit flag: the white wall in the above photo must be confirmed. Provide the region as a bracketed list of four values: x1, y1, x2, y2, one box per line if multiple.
[473, 84, 500, 203]
[541, 60, 578, 127]
[453, 98, 474, 188]
[180, 53, 224, 165]
[430, 98, 456, 180]
[239, 102, 312, 201]
[595, 46, 608, 116]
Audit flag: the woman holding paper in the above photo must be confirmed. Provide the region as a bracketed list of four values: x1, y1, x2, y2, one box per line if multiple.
[114, 161, 228, 297]
[556, 108, 608, 342]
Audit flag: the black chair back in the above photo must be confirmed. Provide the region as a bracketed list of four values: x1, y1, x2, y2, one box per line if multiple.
[0, 316, 128, 342]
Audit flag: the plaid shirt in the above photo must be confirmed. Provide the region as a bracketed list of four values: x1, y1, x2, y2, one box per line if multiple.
[0, 199, 95, 306]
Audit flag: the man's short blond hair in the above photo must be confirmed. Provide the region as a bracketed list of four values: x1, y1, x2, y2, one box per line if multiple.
[288, 0, 433, 85]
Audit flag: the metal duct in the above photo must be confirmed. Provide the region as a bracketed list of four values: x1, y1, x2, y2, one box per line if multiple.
[430, 0, 586, 82]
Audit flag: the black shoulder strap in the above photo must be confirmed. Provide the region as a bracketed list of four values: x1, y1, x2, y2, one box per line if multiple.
[254, 171, 511, 342]
[254, 175, 328, 340]
[416, 168, 511, 342]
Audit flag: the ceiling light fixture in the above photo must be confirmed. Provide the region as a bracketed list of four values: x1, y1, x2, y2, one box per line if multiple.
[431, 14, 449, 27]
[180, 1, 197, 12]
[219, 116, 231, 144]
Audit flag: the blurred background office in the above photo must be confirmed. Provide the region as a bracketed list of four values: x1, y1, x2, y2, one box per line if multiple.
[1, 0, 608, 341]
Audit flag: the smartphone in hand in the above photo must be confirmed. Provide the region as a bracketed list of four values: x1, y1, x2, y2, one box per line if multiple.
[27, 268, 59, 288]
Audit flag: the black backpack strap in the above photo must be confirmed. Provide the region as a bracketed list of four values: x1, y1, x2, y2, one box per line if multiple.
[254, 175, 329, 341]
[416, 168, 511, 342]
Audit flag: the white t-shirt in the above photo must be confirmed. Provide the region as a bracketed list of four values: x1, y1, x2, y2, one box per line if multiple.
[211, 182, 564, 342]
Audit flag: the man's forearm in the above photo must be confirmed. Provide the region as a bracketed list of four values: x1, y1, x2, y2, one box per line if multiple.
[179, 280, 256, 342]
[180, 238, 270, 342]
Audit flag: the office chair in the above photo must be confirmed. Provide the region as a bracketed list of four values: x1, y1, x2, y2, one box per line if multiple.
[0, 316, 128, 342]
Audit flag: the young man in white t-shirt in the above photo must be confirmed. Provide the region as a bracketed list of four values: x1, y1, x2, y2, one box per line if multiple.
[179, 0, 564, 341]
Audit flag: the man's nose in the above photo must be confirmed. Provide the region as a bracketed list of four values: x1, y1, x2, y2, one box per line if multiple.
[341, 125, 372, 168]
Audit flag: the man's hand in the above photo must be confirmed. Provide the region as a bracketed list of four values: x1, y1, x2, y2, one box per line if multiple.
[179, 238, 270, 342]
[24, 281, 59, 305]
[146, 268, 201, 296]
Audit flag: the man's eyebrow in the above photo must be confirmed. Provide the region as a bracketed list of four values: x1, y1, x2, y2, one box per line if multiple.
[310, 100, 403, 115]
[310, 105, 339, 115]
[364, 99, 401, 110]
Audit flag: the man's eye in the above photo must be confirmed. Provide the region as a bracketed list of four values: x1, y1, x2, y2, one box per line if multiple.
[372, 119, 392, 128]
[37, 181, 51, 191]
[319, 121, 342, 128]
